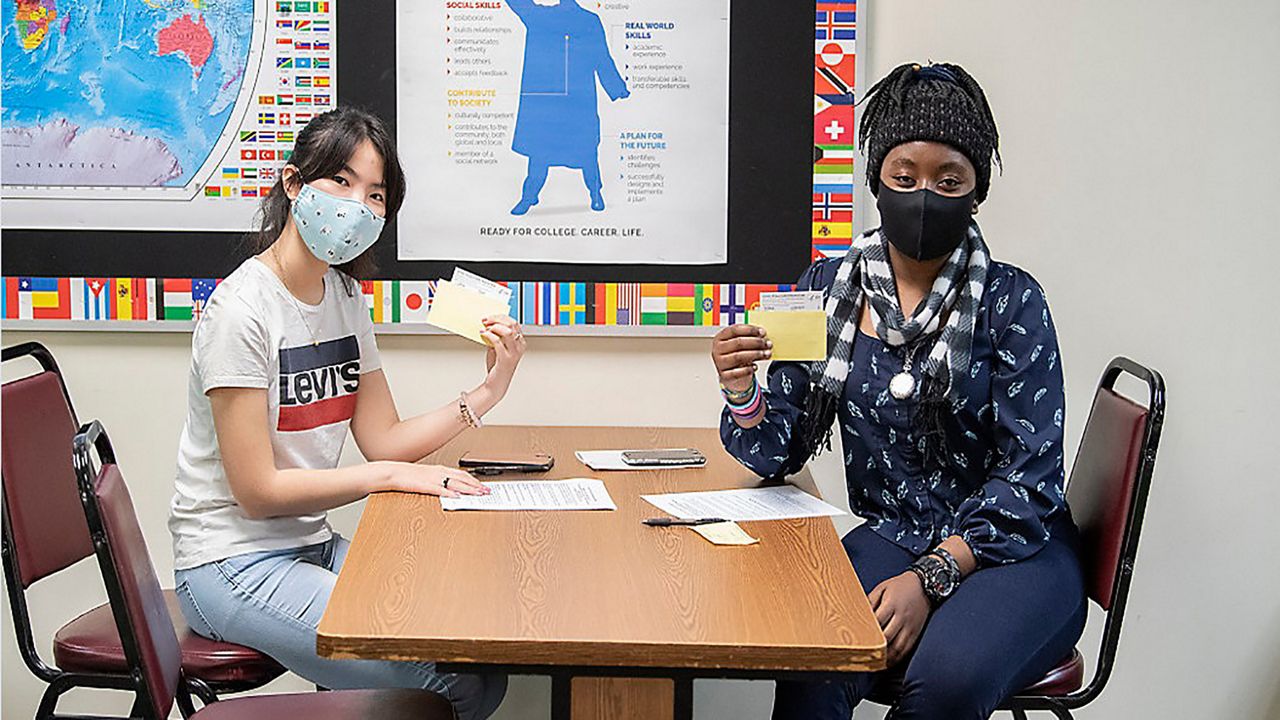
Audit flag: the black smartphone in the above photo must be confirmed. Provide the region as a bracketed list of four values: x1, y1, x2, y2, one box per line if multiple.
[458, 452, 555, 475]
[620, 448, 707, 467]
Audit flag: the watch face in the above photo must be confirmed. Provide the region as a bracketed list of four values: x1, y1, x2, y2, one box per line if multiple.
[935, 569, 956, 597]
[922, 557, 956, 600]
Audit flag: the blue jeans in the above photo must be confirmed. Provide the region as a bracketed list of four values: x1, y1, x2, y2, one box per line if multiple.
[772, 522, 1087, 720]
[175, 536, 506, 720]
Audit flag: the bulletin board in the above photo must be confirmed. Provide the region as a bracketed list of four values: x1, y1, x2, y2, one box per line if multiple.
[0, 0, 858, 331]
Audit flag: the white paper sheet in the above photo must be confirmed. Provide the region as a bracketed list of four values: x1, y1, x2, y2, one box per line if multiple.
[451, 267, 513, 304]
[641, 485, 846, 522]
[758, 291, 824, 311]
[574, 450, 704, 471]
[441, 479, 617, 511]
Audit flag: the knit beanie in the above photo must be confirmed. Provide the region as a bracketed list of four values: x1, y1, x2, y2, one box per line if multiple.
[860, 63, 1000, 203]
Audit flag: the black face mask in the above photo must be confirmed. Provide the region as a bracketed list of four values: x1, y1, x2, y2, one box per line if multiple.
[876, 182, 976, 261]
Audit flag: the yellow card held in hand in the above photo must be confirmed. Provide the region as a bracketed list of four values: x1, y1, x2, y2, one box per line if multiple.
[426, 281, 511, 345]
[748, 310, 827, 361]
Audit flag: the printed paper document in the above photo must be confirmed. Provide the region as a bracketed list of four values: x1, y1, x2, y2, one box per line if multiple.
[758, 291, 824, 312]
[642, 485, 846, 522]
[441, 479, 617, 511]
[451, 267, 513, 304]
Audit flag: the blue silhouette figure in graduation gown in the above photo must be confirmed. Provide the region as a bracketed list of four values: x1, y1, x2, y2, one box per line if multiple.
[506, 0, 630, 215]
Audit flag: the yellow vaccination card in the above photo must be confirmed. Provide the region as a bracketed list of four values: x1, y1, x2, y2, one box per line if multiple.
[426, 281, 511, 345]
[748, 310, 827, 361]
[692, 521, 760, 546]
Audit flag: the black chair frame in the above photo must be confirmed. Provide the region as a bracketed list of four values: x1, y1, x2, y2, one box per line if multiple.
[71, 419, 215, 720]
[1002, 356, 1165, 719]
[1, 343, 217, 719]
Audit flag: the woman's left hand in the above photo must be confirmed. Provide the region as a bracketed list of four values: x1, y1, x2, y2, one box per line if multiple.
[869, 571, 932, 667]
[481, 316, 527, 396]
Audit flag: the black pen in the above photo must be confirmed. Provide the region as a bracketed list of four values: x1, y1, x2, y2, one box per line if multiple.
[642, 517, 729, 527]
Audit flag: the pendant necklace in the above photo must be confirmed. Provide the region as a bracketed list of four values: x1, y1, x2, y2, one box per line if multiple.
[889, 341, 921, 400]
[272, 245, 321, 347]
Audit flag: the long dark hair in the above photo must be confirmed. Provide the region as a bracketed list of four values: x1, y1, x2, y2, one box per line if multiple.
[246, 107, 406, 290]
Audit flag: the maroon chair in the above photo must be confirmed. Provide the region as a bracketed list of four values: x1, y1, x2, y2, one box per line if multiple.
[1, 342, 284, 718]
[72, 419, 454, 720]
[867, 356, 1165, 719]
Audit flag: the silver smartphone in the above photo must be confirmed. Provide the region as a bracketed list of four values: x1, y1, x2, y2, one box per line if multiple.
[620, 448, 707, 467]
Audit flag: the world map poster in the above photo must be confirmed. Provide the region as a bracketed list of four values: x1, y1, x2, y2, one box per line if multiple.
[1, 0, 337, 231]
[397, 0, 730, 265]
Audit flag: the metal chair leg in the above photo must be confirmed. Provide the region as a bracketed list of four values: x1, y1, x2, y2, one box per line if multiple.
[550, 674, 572, 720]
[185, 677, 219, 711]
[673, 677, 694, 720]
[177, 690, 200, 719]
[1007, 704, 1074, 720]
[35, 675, 74, 720]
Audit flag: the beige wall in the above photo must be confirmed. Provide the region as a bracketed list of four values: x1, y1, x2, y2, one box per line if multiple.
[5, 0, 1280, 718]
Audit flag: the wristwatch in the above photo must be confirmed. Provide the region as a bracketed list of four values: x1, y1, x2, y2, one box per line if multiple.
[908, 547, 961, 606]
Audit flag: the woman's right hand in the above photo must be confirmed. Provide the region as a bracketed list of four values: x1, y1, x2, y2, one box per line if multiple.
[481, 315, 528, 400]
[711, 325, 772, 392]
[379, 462, 489, 499]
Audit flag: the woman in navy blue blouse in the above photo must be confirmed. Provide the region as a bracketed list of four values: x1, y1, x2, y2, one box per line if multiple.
[712, 63, 1086, 719]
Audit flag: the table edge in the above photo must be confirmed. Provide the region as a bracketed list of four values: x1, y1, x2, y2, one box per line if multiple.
[316, 634, 886, 673]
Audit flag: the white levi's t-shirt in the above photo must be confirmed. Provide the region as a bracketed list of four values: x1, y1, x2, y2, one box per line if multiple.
[169, 258, 381, 570]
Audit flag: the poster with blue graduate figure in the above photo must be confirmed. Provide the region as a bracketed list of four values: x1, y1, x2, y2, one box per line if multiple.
[507, 0, 630, 216]
[396, 0, 730, 264]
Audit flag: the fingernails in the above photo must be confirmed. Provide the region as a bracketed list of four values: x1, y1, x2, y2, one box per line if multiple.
[765, 340, 773, 348]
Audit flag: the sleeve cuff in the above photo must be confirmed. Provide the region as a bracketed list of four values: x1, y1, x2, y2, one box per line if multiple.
[202, 375, 271, 394]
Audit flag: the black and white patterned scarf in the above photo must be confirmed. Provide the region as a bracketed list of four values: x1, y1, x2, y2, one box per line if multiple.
[798, 223, 990, 465]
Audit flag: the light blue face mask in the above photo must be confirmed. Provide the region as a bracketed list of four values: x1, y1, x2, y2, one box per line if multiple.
[290, 184, 386, 265]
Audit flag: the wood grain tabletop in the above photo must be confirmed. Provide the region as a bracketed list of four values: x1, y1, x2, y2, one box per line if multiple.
[318, 426, 885, 673]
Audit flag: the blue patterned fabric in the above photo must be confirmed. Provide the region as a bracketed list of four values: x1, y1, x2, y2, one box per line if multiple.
[721, 257, 1070, 566]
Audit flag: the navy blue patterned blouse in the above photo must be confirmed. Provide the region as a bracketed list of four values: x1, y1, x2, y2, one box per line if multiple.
[721, 258, 1070, 567]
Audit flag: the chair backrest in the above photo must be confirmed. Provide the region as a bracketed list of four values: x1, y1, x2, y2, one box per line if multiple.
[1065, 357, 1163, 611]
[74, 421, 182, 720]
[1, 342, 94, 588]
[1062, 356, 1164, 703]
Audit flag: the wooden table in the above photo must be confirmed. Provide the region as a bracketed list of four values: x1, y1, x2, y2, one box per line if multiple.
[318, 426, 885, 719]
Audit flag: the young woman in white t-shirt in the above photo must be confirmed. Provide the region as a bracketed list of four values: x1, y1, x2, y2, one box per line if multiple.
[169, 108, 516, 719]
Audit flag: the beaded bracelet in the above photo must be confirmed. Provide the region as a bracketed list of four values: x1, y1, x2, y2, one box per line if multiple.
[458, 391, 483, 429]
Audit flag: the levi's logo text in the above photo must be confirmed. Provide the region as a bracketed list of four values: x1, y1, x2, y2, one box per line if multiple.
[277, 336, 360, 432]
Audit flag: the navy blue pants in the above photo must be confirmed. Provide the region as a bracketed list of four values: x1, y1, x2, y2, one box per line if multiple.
[773, 522, 1086, 720]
